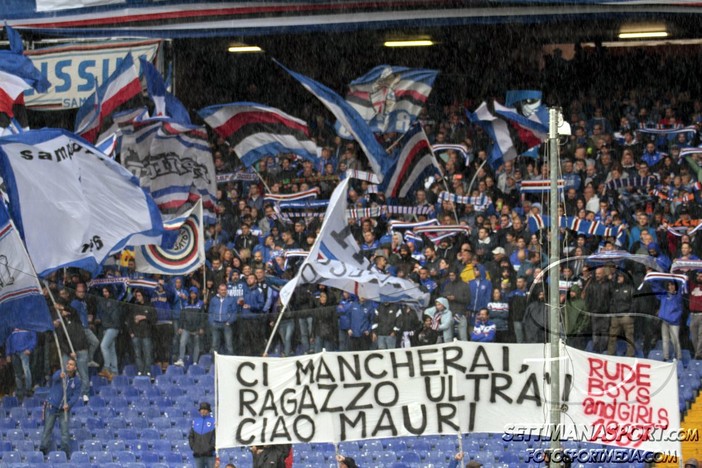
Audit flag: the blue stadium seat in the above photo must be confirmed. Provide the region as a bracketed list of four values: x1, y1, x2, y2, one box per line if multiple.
[132, 376, 152, 388]
[21, 397, 40, 409]
[197, 354, 213, 369]
[5, 429, 25, 442]
[82, 440, 104, 452]
[164, 427, 187, 440]
[162, 452, 184, 463]
[1, 451, 23, 463]
[163, 386, 183, 398]
[400, 451, 421, 464]
[23, 451, 44, 464]
[165, 366, 185, 376]
[155, 397, 175, 411]
[111, 375, 130, 387]
[140, 428, 160, 441]
[115, 451, 137, 463]
[90, 375, 108, 390]
[149, 440, 171, 453]
[375, 451, 397, 464]
[97, 386, 118, 398]
[47, 451, 67, 464]
[412, 440, 431, 453]
[116, 429, 138, 441]
[13, 440, 34, 452]
[9, 407, 28, 420]
[70, 452, 91, 464]
[95, 407, 115, 419]
[0, 441, 11, 451]
[171, 439, 190, 453]
[187, 364, 206, 376]
[151, 364, 163, 377]
[106, 440, 127, 452]
[122, 365, 137, 377]
[0, 419, 16, 431]
[93, 451, 114, 463]
[2, 396, 19, 409]
[152, 417, 173, 430]
[141, 406, 161, 420]
[130, 417, 149, 430]
[391, 463, 410, 468]
[17, 419, 39, 430]
[180, 376, 197, 387]
[137, 451, 159, 463]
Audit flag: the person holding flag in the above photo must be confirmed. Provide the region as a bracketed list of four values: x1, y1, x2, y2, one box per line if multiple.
[39, 358, 81, 459]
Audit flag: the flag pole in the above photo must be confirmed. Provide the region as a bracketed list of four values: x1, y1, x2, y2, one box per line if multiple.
[547, 107, 562, 466]
[43, 281, 77, 357]
[262, 301, 288, 357]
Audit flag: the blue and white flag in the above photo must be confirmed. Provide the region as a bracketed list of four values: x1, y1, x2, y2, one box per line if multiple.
[0, 200, 53, 344]
[120, 118, 217, 223]
[134, 200, 204, 275]
[275, 60, 391, 181]
[279, 176, 429, 308]
[340, 65, 438, 135]
[467, 101, 517, 169]
[0, 129, 164, 277]
[0, 25, 50, 118]
[139, 57, 191, 124]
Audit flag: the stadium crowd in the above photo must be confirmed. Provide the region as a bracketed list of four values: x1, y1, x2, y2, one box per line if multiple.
[5, 86, 702, 404]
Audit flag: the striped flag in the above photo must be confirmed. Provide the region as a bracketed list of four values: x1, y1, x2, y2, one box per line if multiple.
[275, 60, 391, 181]
[0, 200, 53, 344]
[467, 101, 517, 169]
[0, 25, 50, 118]
[340, 65, 438, 135]
[75, 53, 141, 143]
[120, 118, 217, 222]
[134, 200, 205, 275]
[520, 179, 565, 193]
[198, 102, 320, 167]
[383, 124, 441, 198]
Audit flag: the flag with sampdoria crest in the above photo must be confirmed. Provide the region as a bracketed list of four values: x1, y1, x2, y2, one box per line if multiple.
[340, 65, 437, 135]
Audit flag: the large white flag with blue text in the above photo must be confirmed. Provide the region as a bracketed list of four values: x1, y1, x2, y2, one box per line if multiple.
[0, 129, 164, 277]
[280, 176, 429, 307]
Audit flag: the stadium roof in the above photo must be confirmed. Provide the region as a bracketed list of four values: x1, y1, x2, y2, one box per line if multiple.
[4, 0, 702, 40]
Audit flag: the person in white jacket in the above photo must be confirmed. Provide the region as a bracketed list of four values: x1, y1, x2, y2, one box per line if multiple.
[424, 297, 453, 343]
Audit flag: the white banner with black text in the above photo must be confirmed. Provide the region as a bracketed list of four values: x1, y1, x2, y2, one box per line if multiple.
[215, 342, 680, 455]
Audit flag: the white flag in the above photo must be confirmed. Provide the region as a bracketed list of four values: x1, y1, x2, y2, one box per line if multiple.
[0, 129, 164, 277]
[280, 176, 429, 307]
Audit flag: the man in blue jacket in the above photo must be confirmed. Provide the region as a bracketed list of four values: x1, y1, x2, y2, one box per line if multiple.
[348, 297, 374, 351]
[238, 274, 265, 356]
[5, 328, 37, 400]
[39, 358, 81, 458]
[189, 402, 216, 468]
[208, 284, 236, 355]
[470, 308, 496, 342]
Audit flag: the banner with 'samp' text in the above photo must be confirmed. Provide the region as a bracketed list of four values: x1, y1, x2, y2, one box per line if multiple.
[215, 342, 681, 455]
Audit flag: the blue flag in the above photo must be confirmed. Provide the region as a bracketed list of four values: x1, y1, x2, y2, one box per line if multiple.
[0, 200, 53, 344]
[139, 57, 191, 124]
[274, 60, 391, 181]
